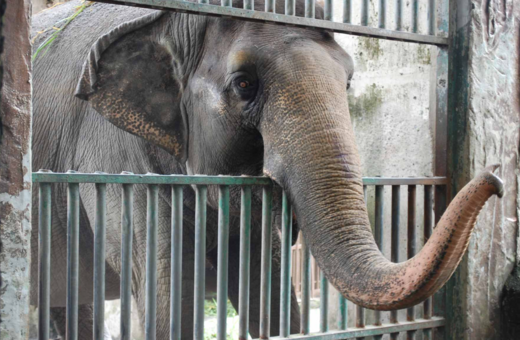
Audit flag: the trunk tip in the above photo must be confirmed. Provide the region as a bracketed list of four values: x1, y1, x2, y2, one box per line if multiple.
[481, 164, 504, 198]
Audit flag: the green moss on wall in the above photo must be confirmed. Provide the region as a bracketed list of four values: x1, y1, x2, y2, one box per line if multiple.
[348, 84, 384, 118]
[358, 37, 383, 60]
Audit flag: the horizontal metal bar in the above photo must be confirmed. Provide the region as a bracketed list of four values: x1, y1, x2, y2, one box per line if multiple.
[92, 0, 448, 46]
[32, 172, 273, 185]
[266, 317, 445, 339]
[32, 172, 448, 186]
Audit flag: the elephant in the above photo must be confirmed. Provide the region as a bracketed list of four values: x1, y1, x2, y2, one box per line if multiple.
[30, 0, 503, 339]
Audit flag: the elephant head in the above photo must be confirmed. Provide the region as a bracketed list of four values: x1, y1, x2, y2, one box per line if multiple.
[75, 0, 503, 310]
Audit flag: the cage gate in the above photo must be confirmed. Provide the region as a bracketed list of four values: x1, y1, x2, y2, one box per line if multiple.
[33, 0, 450, 339]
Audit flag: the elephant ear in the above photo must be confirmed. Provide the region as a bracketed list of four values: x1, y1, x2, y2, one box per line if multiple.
[75, 11, 188, 162]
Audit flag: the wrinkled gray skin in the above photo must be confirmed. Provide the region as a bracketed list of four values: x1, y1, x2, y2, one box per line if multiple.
[31, 1, 343, 338]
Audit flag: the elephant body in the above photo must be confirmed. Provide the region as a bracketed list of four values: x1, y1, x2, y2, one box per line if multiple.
[31, 1, 503, 339]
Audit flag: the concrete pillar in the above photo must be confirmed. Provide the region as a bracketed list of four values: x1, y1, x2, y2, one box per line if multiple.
[0, 0, 32, 338]
[446, 0, 520, 339]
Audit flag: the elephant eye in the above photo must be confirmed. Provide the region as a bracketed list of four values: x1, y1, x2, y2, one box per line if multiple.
[233, 75, 257, 99]
[239, 80, 250, 89]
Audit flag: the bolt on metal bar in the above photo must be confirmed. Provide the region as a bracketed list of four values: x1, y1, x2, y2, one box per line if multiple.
[320, 271, 329, 333]
[194, 185, 208, 340]
[412, 0, 419, 33]
[338, 294, 347, 330]
[379, 0, 386, 28]
[286, 0, 295, 16]
[93, 181, 107, 340]
[217, 185, 230, 340]
[390, 185, 400, 340]
[238, 186, 252, 339]
[120, 181, 134, 340]
[343, 0, 351, 23]
[423, 185, 433, 340]
[373, 185, 384, 340]
[145, 184, 159, 340]
[280, 191, 293, 337]
[266, 0, 275, 13]
[301, 237, 311, 335]
[170, 185, 183, 340]
[260, 185, 273, 339]
[66, 177, 80, 340]
[395, 0, 402, 30]
[305, 0, 315, 18]
[324, 0, 332, 21]
[361, 0, 369, 26]
[428, 0, 435, 35]
[407, 185, 417, 340]
[38, 180, 52, 340]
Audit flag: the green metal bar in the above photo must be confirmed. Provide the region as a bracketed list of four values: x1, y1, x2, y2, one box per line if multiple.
[244, 0, 253, 10]
[145, 184, 159, 340]
[343, 0, 351, 23]
[395, 0, 402, 30]
[324, 0, 332, 21]
[373, 185, 384, 340]
[412, 0, 418, 33]
[66, 174, 80, 340]
[238, 186, 252, 339]
[267, 317, 446, 340]
[120, 180, 134, 340]
[170, 185, 183, 340]
[280, 191, 293, 337]
[217, 185, 230, 340]
[355, 186, 367, 338]
[361, 0, 369, 26]
[93, 181, 107, 340]
[38, 179, 52, 340]
[301, 237, 311, 335]
[428, 0, 435, 35]
[320, 271, 328, 333]
[338, 294, 347, 330]
[286, 0, 295, 16]
[266, 0, 274, 13]
[194, 185, 207, 340]
[305, 0, 315, 18]
[221, 0, 232, 7]
[32, 173, 272, 185]
[379, 0, 385, 28]
[390, 185, 400, 340]
[32, 173, 448, 186]
[407, 185, 417, 340]
[423, 185, 434, 340]
[260, 185, 273, 339]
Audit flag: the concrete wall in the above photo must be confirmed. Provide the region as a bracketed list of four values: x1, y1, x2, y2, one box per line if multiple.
[0, 0, 33, 338]
[447, 0, 520, 339]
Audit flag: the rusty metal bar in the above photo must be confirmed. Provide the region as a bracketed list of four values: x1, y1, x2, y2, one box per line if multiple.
[407, 185, 417, 340]
[423, 185, 434, 340]
[301, 237, 311, 335]
[390, 185, 400, 340]
[145, 184, 159, 340]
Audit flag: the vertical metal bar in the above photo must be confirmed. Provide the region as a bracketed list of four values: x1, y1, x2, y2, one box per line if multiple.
[361, 0, 369, 26]
[194, 185, 208, 340]
[217, 185, 230, 340]
[373, 186, 384, 340]
[199, 0, 208, 5]
[395, 0, 402, 30]
[343, 0, 351, 23]
[428, 0, 436, 35]
[259, 185, 273, 339]
[145, 184, 159, 340]
[280, 191, 292, 337]
[412, 0, 419, 33]
[305, 0, 315, 18]
[170, 185, 183, 340]
[324, 0, 332, 21]
[320, 271, 328, 333]
[301, 238, 311, 335]
[338, 294, 347, 330]
[266, 0, 275, 13]
[423, 185, 434, 340]
[238, 186, 252, 339]
[379, 0, 386, 28]
[356, 185, 367, 336]
[222, 0, 232, 7]
[38, 181, 52, 340]
[390, 185, 400, 340]
[93, 181, 107, 340]
[407, 185, 417, 340]
[244, 0, 253, 10]
[66, 174, 80, 340]
[285, 0, 295, 16]
[120, 180, 134, 340]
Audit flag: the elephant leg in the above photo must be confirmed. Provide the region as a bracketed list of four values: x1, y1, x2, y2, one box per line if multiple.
[208, 231, 301, 338]
[50, 304, 94, 340]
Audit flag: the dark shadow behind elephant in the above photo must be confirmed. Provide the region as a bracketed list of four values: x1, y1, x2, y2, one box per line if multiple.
[31, 0, 503, 339]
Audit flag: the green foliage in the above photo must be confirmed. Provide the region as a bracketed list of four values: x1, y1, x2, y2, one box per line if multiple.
[32, 1, 93, 61]
[204, 299, 237, 317]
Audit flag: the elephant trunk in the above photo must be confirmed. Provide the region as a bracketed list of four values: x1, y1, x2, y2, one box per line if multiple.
[261, 65, 503, 310]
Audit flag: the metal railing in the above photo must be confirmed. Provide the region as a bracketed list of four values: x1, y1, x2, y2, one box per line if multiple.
[34, 171, 447, 340]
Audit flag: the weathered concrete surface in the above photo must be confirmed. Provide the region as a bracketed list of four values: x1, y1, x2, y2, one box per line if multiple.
[447, 0, 520, 339]
[0, 0, 33, 338]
